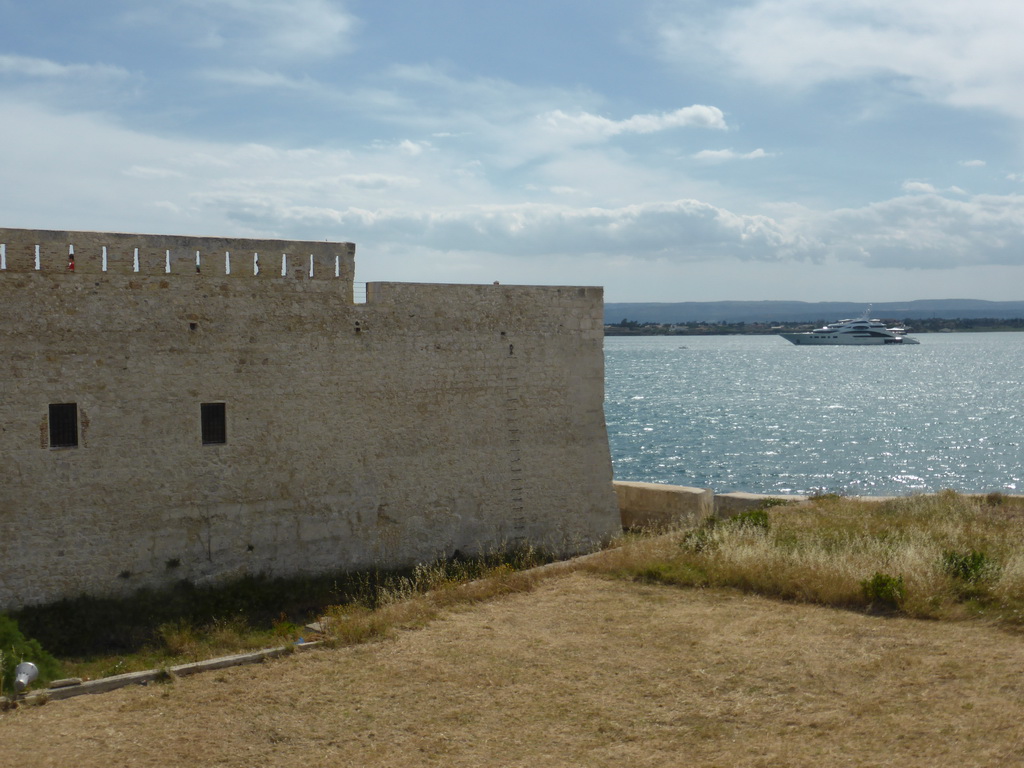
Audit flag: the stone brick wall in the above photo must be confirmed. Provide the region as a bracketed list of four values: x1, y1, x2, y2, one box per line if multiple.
[0, 228, 619, 610]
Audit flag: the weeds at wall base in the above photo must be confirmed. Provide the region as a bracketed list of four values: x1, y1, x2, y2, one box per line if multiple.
[3, 544, 553, 685]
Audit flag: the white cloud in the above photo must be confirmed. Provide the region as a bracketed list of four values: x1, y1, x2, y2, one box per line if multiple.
[398, 140, 428, 156]
[657, 0, 1024, 120]
[222, 188, 1024, 280]
[539, 105, 727, 140]
[814, 190, 1024, 268]
[341, 173, 419, 190]
[960, 159, 987, 167]
[0, 54, 130, 81]
[902, 181, 970, 196]
[129, 0, 358, 62]
[0, 54, 142, 113]
[902, 181, 937, 194]
[268, 199, 814, 260]
[201, 68, 323, 92]
[693, 148, 769, 162]
[332, 65, 734, 174]
[3, 98, 1024, 287]
[123, 166, 186, 180]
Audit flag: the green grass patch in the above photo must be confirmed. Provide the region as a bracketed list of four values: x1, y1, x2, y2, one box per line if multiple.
[630, 561, 709, 587]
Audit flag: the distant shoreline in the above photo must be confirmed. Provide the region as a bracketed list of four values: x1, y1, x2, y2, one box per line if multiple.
[605, 319, 1024, 336]
[604, 299, 1024, 326]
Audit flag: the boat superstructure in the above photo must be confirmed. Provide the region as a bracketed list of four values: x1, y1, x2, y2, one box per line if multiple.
[779, 312, 920, 345]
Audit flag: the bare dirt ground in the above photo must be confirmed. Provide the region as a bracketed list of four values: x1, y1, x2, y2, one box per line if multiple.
[4, 572, 1024, 767]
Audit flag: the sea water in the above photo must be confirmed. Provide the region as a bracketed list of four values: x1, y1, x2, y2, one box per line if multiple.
[604, 333, 1024, 496]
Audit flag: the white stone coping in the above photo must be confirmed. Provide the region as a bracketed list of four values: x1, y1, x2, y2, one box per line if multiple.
[613, 481, 1024, 522]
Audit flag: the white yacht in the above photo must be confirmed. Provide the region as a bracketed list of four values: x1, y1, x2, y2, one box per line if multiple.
[779, 314, 920, 345]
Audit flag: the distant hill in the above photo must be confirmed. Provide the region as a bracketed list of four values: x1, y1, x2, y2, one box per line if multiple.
[604, 299, 1024, 324]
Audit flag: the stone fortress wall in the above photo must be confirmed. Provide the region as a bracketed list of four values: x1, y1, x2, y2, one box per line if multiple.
[0, 227, 620, 610]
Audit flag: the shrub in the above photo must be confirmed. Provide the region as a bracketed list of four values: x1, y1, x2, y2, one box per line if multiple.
[0, 614, 61, 695]
[942, 550, 996, 583]
[941, 550, 999, 602]
[730, 508, 771, 530]
[680, 521, 718, 553]
[861, 573, 905, 610]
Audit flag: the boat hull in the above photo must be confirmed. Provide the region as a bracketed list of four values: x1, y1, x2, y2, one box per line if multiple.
[780, 333, 920, 345]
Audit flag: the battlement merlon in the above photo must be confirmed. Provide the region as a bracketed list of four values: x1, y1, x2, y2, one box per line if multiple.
[0, 227, 356, 283]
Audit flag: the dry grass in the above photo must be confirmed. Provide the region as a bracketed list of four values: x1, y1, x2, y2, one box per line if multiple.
[3, 573, 1024, 767]
[322, 563, 546, 646]
[593, 491, 1024, 625]
[6, 493, 1024, 765]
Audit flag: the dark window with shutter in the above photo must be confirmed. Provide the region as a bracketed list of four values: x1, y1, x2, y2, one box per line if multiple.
[49, 403, 79, 448]
[201, 402, 227, 445]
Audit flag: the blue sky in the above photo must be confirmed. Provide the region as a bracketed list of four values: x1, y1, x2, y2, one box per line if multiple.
[2, 0, 1023, 302]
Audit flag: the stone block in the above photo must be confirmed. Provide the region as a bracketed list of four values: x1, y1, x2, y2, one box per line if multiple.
[613, 481, 713, 529]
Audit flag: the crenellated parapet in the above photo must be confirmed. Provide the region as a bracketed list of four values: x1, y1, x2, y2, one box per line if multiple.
[0, 227, 355, 283]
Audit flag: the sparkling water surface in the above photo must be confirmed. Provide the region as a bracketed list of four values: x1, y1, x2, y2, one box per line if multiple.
[604, 333, 1024, 496]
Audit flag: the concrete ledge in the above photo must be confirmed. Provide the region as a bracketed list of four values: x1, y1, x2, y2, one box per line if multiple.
[613, 481, 713, 529]
[612, 483, 1024, 530]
